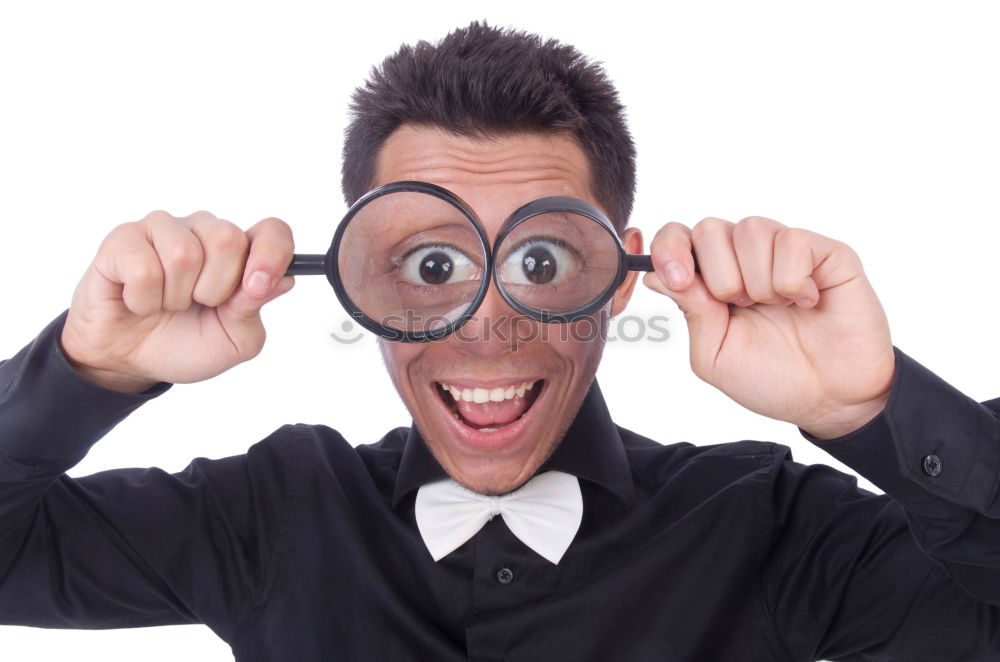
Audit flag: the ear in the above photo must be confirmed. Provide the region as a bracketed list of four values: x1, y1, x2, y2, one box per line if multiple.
[610, 227, 643, 316]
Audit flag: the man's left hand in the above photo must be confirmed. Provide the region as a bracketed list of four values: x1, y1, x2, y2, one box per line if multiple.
[643, 216, 895, 440]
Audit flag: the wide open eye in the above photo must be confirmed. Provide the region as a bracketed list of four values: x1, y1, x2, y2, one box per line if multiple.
[498, 237, 581, 285]
[397, 244, 479, 285]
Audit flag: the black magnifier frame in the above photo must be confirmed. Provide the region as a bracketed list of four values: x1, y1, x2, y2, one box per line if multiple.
[491, 196, 653, 324]
[285, 181, 671, 342]
[286, 181, 492, 342]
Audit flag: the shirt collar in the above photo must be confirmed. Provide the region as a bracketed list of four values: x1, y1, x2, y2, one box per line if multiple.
[392, 379, 635, 507]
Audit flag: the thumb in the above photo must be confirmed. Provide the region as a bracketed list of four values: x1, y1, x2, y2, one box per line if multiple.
[219, 215, 296, 329]
[643, 269, 729, 378]
[215, 275, 296, 358]
[223, 274, 296, 322]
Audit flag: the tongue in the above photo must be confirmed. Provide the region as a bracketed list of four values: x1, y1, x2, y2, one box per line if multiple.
[455, 395, 531, 428]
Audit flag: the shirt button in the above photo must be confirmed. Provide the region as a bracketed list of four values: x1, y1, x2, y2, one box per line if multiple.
[923, 454, 943, 477]
[496, 567, 515, 585]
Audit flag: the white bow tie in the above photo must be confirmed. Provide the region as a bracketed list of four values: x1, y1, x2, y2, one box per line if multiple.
[414, 470, 583, 565]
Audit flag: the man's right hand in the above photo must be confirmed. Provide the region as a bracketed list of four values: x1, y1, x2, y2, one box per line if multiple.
[60, 211, 295, 393]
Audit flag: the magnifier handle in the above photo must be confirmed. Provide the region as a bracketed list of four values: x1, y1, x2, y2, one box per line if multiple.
[286, 253, 326, 276]
[626, 254, 700, 273]
[288, 250, 698, 277]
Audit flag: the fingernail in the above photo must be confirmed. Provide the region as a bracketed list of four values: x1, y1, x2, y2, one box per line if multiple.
[795, 298, 814, 308]
[246, 271, 272, 297]
[665, 261, 688, 288]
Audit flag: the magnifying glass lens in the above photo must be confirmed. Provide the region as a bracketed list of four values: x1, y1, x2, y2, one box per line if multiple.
[335, 190, 487, 334]
[494, 212, 620, 316]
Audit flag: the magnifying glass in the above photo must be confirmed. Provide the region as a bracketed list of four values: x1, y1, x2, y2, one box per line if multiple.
[286, 181, 671, 342]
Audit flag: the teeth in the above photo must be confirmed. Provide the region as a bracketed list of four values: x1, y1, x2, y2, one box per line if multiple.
[439, 380, 537, 403]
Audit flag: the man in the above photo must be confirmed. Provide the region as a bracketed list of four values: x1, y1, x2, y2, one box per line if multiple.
[1, 21, 998, 661]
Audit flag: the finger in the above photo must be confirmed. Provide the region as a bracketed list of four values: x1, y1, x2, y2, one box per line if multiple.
[690, 218, 752, 306]
[244, 217, 294, 298]
[649, 222, 696, 290]
[145, 213, 204, 312]
[642, 268, 730, 380]
[732, 216, 792, 306]
[96, 220, 165, 316]
[185, 212, 250, 307]
[227, 217, 295, 318]
[215, 215, 295, 356]
[772, 227, 824, 307]
[218, 274, 296, 354]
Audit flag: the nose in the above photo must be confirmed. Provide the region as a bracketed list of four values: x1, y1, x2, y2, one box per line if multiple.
[448, 275, 540, 356]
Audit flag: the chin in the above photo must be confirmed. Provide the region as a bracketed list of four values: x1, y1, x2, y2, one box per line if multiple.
[379, 315, 610, 494]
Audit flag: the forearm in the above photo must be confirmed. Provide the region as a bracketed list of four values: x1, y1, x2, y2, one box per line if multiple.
[0, 318, 267, 632]
[0, 313, 168, 564]
[801, 346, 1000, 603]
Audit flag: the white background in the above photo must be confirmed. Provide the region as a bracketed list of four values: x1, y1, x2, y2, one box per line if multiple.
[1, 0, 998, 659]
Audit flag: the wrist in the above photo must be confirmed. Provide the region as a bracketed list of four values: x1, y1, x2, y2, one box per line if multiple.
[65, 360, 160, 394]
[798, 391, 891, 440]
[59, 325, 159, 394]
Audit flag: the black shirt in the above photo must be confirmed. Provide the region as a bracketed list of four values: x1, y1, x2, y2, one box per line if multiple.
[1, 313, 999, 661]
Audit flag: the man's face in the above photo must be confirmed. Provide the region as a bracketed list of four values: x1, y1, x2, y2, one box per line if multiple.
[374, 125, 641, 495]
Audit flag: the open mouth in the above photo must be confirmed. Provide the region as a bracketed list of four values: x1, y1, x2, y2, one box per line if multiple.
[436, 380, 544, 433]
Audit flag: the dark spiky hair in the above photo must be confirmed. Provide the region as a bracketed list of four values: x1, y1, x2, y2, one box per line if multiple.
[342, 21, 636, 232]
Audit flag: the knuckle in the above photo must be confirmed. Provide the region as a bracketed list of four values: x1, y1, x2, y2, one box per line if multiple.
[737, 215, 777, 227]
[709, 283, 745, 302]
[161, 239, 203, 272]
[140, 209, 174, 223]
[734, 216, 783, 242]
[144, 212, 185, 237]
[259, 216, 292, 235]
[105, 221, 140, 245]
[186, 210, 219, 223]
[654, 221, 691, 240]
[774, 227, 810, 250]
[650, 229, 687, 254]
[250, 219, 294, 266]
[203, 222, 249, 255]
[648, 240, 670, 260]
[115, 220, 140, 233]
[129, 258, 162, 288]
[838, 239, 859, 262]
[691, 217, 730, 241]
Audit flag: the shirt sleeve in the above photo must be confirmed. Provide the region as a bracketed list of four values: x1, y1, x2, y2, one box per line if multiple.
[0, 313, 297, 644]
[801, 346, 1000, 603]
[763, 346, 1000, 661]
